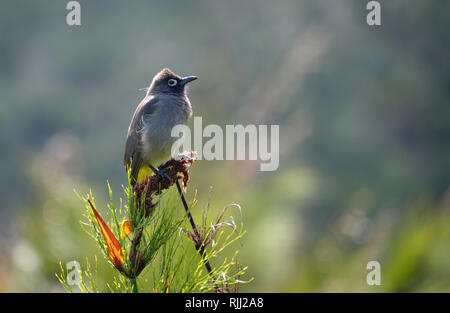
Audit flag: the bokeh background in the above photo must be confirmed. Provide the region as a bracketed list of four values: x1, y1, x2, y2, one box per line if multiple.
[1, 0, 449, 292]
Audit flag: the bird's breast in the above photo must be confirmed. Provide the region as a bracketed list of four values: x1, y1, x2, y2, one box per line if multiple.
[140, 98, 191, 164]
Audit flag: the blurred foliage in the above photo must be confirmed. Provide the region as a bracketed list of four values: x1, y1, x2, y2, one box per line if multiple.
[0, 1, 449, 292]
[56, 181, 248, 293]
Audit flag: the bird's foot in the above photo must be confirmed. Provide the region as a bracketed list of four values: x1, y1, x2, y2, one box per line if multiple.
[149, 164, 170, 182]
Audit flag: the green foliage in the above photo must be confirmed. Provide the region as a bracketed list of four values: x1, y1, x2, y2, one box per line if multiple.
[57, 179, 249, 293]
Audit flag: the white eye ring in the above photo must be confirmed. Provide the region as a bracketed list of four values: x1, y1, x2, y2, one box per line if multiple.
[168, 79, 178, 86]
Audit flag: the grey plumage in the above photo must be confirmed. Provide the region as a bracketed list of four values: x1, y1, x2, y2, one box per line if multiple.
[124, 68, 196, 184]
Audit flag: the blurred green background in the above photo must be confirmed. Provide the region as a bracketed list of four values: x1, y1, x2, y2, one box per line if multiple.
[1, 0, 450, 292]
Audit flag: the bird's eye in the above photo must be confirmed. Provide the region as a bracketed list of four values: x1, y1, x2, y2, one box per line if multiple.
[168, 79, 178, 87]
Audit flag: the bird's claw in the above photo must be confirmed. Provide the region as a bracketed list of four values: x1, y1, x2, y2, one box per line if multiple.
[149, 165, 170, 182]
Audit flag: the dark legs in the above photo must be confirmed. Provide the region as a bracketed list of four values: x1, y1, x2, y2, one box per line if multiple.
[149, 164, 170, 181]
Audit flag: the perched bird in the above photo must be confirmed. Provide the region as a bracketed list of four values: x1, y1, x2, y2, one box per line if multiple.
[124, 68, 197, 185]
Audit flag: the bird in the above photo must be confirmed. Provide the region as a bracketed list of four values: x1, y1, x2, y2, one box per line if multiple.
[124, 68, 197, 185]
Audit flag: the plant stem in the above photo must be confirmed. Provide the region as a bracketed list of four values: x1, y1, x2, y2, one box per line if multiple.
[130, 278, 138, 293]
[176, 180, 200, 238]
[175, 180, 218, 290]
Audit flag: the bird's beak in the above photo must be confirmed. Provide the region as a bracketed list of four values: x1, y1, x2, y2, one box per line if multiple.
[180, 75, 198, 85]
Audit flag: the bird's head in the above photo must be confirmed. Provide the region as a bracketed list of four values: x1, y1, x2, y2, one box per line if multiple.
[147, 68, 197, 95]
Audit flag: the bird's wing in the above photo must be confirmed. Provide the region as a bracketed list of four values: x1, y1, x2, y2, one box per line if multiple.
[124, 95, 159, 183]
